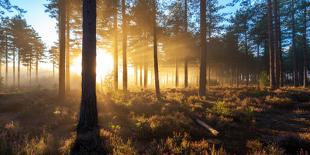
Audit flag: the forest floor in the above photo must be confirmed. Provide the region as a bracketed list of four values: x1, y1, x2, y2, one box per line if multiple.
[0, 87, 310, 154]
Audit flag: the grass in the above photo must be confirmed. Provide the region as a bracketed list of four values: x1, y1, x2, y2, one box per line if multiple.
[0, 87, 310, 154]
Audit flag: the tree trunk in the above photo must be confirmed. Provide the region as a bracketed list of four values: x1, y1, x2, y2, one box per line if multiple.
[208, 65, 211, 87]
[175, 58, 179, 88]
[245, 28, 249, 86]
[29, 57, 32, 87]
[292, 0, 297, 86]
[53, 61, 55, 79]
[153, 0, 160, 98]
[36, 55, 38, 84]
[66, 3, 71, 92]
[13, 49, 15, 87]
[59, 0, 66, 99]
[134, 65, 137, 86]
[268, 0, 275, 89]
[18, 51, 20, 88]
[73, 0, 102, 153]
[140, 64, 143, 87]
[273, 0, 280, 88]
[113, 1, 119, 91]
[199, 0, 207, 97]
[122, 0, 128, 92]
[184, 59, 188, 88]
[144, 63, 148, 88]
[5, 33, 8, 87]
[303, 2, 308, 87]
[184, 0, 188, 88]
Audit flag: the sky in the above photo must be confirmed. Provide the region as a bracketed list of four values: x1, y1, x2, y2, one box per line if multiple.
[8, 0, 238, 49]
[10, 0, 58, 48]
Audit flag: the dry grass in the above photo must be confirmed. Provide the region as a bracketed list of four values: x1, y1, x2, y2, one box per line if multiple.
[0, 87, 310, 154]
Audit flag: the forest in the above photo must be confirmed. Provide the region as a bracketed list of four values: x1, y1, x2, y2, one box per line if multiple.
[0, 0, 310, 154]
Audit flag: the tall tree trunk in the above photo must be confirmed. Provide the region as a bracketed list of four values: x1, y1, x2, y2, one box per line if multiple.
[66, 3, 71, 92]
[35, 53, 39, 84]
[303, 2, 308, 87]
[292, 0, 298, 86]
[73, 0, 102, 153]
[5, 33, 8, 87]
[18, 51, 20, 88]
[184, 0, 188, 88]
[245, 28, 249, 86]
[268, 0, 275, 89]
[113, 1, 119, 91]
[144, 63, 148, 88]
[175, 58, 179, 88]
[153, 0, 160, 98]
[273, 0, 280, 88]
[276, 0, 283, 87]
[199, 0, 207, 97]
[13, 49, 15, 87]
[134, 64, 137, 86]
[53, 61, 55, 79]
[208, 65, 211, 87]
[184, 59, 188, 88]
[29, 57, 32, 87]
[59, 0, 66, 99]
[122, 0, 128, 92]
[140, 64, 143, 87]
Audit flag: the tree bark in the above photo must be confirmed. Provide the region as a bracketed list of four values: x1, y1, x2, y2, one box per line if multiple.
[122, 0, 128, 92]
[144, 63, 148, 88]
[59, 0, 66, 99]
[268, 0, 275, 89]
[273, 0, 280, 88]
[140, 64, 143, 87]
[35, 51, 39, 84]
[73, 0, 102, 153]
[185, 59, 188, 88]
[13, 49, 15, 87]
[5, 32, 8, 87]
[303, 2, 308, 87]
[113, 1, 119, 91]
[175, 58, 179, 88]
[134, 65, 137, 86]
[292, 0, 298, 86]
[29, 54, 32, 87]
[66, 2, 71, 92]
[18, 50, 20, 88]
[199, 0, 207, 97]
[153, 0, 160, 98]
[184, 0, 188, 88]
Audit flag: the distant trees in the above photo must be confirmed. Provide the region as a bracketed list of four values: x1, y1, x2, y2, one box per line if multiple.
[42, 0, 309, 94]
[0, 16, 45, 89]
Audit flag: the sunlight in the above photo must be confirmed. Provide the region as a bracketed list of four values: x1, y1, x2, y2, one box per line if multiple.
[71, 48, 114, 81]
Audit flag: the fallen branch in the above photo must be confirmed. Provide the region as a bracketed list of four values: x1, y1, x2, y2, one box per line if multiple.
[195, 118, 219, 136]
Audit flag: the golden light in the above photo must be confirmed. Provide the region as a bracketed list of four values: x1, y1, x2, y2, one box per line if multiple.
[71, 48, 114, 81]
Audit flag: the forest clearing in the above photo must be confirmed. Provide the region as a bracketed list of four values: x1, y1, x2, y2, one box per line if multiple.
[1, 87, 310, 154]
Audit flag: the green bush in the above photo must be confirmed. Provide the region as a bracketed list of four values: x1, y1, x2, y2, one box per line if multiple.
[209, 101, 233, 117]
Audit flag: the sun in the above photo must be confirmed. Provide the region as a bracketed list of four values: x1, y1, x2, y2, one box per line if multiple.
[71, 48, 114, 81]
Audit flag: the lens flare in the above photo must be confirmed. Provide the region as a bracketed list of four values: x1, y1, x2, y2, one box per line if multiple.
[71, 48, 114, 81]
